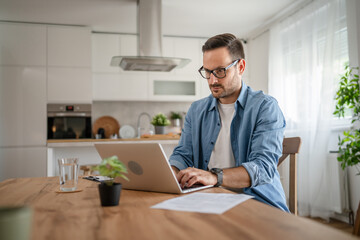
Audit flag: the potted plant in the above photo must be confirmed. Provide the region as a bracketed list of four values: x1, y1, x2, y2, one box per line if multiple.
[93, 155, 129, 206]
[333, 63, 360, 175]
[151, 113, 170, 134]
[170, 112, 182, 127]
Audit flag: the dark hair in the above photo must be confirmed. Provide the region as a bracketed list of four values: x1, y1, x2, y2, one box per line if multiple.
[202, 33, 245, 60]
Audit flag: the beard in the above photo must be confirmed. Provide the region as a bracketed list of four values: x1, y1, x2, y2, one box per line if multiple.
[210, 83, 227, 98]
[209, 76, 240, 99]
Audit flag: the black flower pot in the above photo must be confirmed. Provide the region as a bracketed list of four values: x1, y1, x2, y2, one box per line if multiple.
[98, 182, 122, 207]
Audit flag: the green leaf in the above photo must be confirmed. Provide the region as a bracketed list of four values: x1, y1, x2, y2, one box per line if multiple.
[94, 155, 129, 182]
[151, 113, 171, 126]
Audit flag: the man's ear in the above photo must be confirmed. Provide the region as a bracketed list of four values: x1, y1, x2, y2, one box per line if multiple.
[238, 59, 246, 75]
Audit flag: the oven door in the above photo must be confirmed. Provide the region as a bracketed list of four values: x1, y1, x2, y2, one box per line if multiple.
[48, 116, 92, 139]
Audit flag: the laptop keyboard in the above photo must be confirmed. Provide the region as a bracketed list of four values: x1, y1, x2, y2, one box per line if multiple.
[182, 184, 205, 190]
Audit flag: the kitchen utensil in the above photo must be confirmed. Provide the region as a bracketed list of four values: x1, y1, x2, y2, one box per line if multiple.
[93, 116, 120, 139]
[97, 128, 105, 139]
[119, 125, 136, 139]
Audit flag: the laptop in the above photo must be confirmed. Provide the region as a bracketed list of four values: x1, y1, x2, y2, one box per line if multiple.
[94, 142, 213, 194]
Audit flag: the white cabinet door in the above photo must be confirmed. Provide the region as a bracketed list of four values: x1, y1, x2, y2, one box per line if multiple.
[0, 147, 47, 181]
[0, 23, 46, 66]
[47, 67, 92, 103]
[47, 26, 91, 67]
[92, 33, 146, 101]
[0, 66, 47, 147]
[198, 39, 211, 99]
[92, 33, 121, 73]
[93, 72, 148, 101]
[148, 73, 199, 101]
[173, 38, 201, 77]
[92, 33, 138, 74]
[119, 34, 137, 56]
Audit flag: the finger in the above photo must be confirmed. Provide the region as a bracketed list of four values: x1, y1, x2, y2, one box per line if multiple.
[176, 167, 191, 182]
[188, 171, 216, 187]
[176, 170, 183, 182]
[180, 172, 191, 188]
[179, 168, 195, 188]
[186, 175, 199, 187]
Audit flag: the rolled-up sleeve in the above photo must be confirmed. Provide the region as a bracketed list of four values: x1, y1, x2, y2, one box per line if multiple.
[241, 97, 285, 187]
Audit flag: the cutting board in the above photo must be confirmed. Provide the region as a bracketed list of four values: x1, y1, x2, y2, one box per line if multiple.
[140, 133, 180, 140]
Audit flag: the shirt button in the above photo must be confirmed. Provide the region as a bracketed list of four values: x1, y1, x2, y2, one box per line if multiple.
[217, 123, 220, 126]
[205, 159, 208, 163]
[211, 141, 214, 145]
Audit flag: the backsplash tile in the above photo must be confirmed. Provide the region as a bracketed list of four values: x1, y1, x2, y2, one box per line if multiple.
[92, 101, 192, 135]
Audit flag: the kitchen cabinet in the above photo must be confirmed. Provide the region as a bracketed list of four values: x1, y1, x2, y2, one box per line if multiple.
[93, 72, 148, 101]
[92, 34, 121, 73]
[173, 37, 202, 77]
[0, 147, 47, 181]
[92, 33, 209, 102]
[0, 23, 46, 66]
[47, 67, 92, 103]
[198, 39, 212, 99]
[92, 33, 137, 73]
[119, 35, 138, 57]
[47, 26, 91, 67]
[148, 37, 209, 101]
[148, 73, 199, 101]
[92, 33, 147, 101]
[47, 26, 92, 103]
[0, 66, 47, 147]
[0, 22, 47, 181]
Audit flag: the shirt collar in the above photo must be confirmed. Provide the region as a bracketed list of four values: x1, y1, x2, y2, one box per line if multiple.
[208, 81, 248, 111]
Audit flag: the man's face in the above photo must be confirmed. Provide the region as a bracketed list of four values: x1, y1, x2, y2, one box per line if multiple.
[203, 47, 245, 103]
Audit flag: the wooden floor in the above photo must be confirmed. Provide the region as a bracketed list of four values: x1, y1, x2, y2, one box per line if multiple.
[308, 217, 354, 235]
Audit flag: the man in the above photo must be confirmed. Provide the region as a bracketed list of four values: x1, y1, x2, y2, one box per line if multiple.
[169, 33, 289, 212]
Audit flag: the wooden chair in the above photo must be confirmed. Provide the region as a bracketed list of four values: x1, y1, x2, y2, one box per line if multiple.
[278, 137, 301, 215]
[80, 164, 97, 176]
[354, 201, 360, 236]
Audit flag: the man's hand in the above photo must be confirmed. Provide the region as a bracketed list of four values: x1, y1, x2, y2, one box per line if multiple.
[171, 166, 180, 175]
[176, 167, 217, 188]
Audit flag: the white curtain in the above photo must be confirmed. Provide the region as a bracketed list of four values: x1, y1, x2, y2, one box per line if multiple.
[269, 0, 348, 218]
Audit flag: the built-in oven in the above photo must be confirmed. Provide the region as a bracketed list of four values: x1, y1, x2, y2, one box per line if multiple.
[47, 104, 92, 139]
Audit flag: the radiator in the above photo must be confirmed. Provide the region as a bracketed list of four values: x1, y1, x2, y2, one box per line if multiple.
[327, 152, 351, 214]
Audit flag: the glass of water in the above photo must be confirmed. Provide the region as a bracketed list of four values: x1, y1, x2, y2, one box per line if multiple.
[58, 158, 79, 192]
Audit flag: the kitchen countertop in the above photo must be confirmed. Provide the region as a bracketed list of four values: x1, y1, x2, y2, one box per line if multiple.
[47, 134, 180, 147]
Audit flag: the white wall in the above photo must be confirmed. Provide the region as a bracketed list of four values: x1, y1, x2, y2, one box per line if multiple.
[247, 30, 270, 93]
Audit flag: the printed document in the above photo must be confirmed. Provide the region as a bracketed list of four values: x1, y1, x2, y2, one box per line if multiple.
[151, 193, 254, 214]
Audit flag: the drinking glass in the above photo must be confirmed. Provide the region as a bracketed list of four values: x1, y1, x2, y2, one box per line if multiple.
[58, 158, 79, 192]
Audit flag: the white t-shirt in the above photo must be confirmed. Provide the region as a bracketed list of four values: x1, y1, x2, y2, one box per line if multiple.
[207, 101, 236, 169]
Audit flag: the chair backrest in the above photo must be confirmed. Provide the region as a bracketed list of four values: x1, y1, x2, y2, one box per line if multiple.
[354, 201, 360, 236]
[278, 137, 301, 215]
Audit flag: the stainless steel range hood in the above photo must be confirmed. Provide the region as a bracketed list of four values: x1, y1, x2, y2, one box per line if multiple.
[111, 0, 190, 72]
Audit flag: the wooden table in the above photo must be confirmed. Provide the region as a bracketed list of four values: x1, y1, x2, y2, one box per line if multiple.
[0, 177, 356, 240]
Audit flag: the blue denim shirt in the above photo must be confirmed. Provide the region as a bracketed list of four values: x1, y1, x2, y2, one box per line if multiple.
[169, 82, 289, 212]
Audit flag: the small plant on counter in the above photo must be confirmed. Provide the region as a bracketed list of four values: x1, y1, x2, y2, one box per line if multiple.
[151, 113, 171, 126]
[170, 112, 182, 120]
[93, 155, 129, 186]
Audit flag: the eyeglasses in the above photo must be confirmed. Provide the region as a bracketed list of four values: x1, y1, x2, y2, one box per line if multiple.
[198, 59, 240, 79]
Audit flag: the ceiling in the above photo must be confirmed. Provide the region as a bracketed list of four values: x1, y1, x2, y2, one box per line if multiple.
[0, 0, 304, 39]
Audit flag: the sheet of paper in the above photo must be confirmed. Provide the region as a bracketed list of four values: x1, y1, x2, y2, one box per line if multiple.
[151, 193, 254, 214]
